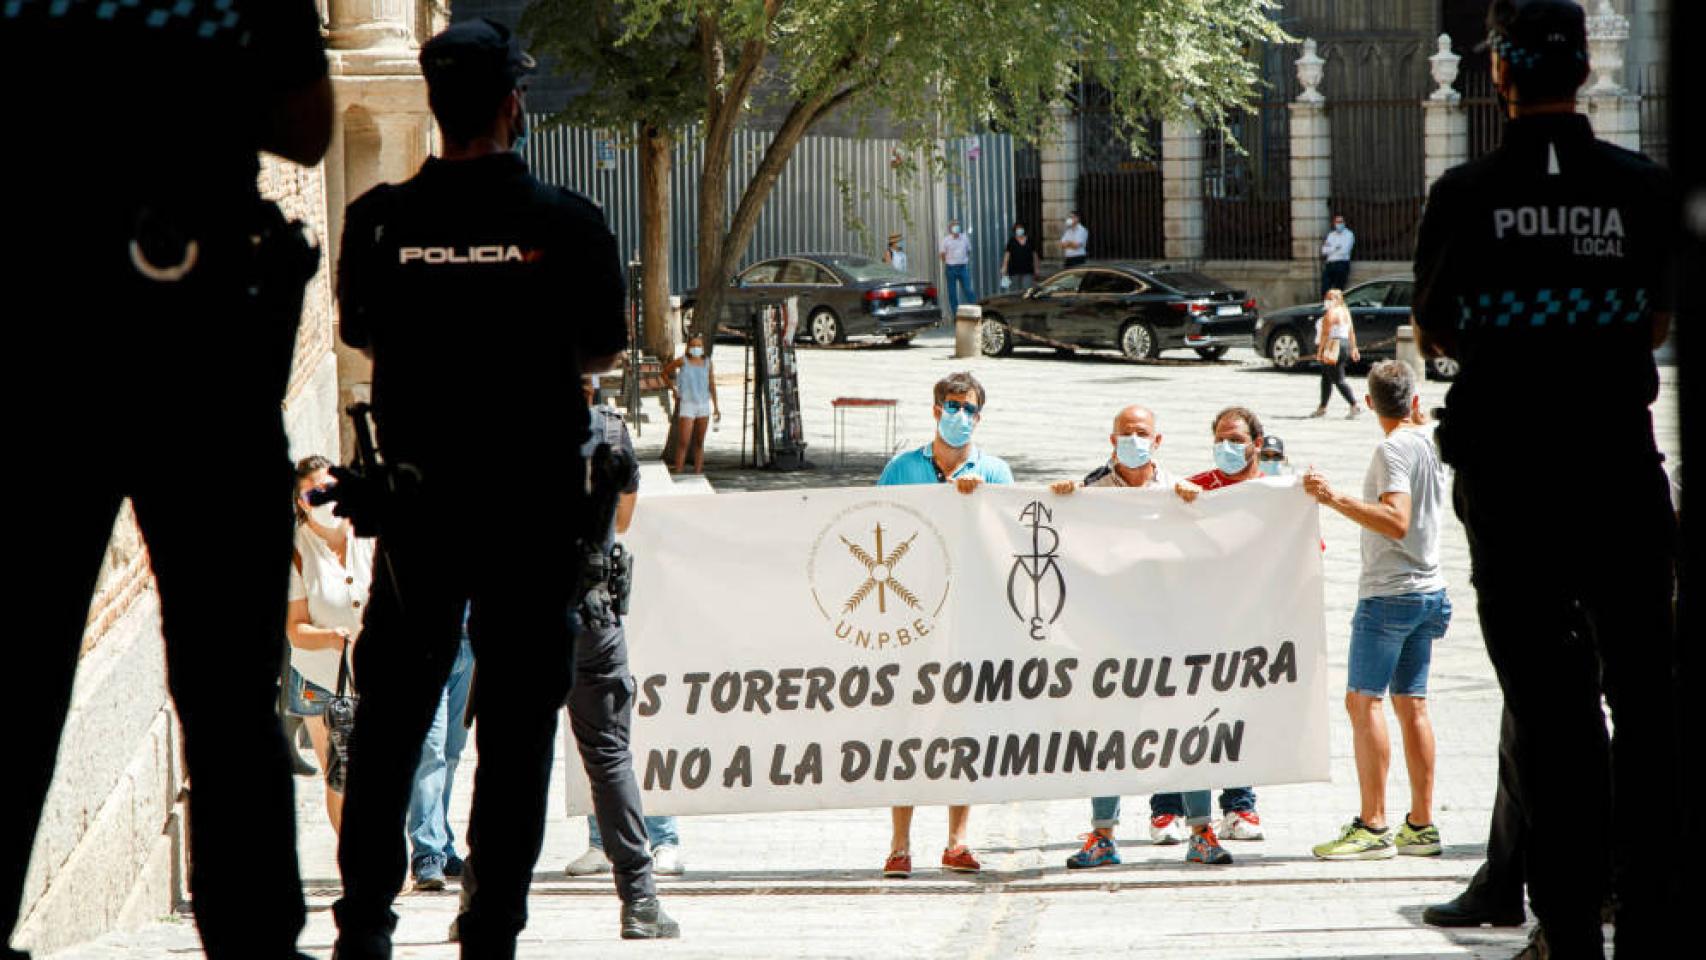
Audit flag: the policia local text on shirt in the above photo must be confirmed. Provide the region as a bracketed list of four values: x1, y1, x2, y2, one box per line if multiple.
[1411, 2, 1680, 955]
[328, 19, 678, 958]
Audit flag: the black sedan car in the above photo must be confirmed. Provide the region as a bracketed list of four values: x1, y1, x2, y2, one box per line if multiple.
[1253, 277, 1459, 380]
[977, 262, 1257, 360]
[718, 253, 940, 346]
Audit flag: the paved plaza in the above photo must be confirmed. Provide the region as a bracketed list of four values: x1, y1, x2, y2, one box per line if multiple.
[51, 331, 1682, 959]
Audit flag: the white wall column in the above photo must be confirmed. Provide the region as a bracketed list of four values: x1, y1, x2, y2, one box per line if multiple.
[326, 0, 433, 457]
[1162, 118, 1204, 261]
[1423, 34, 1468, 194]
[1289, 39, 1331, 263]
[1582, 0, 1641, 150]
[1039, 103, 1079, 263]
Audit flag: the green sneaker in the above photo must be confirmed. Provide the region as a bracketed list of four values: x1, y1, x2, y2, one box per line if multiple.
[1396, 820, 1441, 856]
[1312, 819, 1396, 860]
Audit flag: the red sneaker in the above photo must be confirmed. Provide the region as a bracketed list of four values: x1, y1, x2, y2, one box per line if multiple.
[882, 851, 912, 878]
[941, 845, 981, 873]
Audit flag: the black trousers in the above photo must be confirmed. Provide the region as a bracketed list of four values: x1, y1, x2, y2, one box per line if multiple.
[562, 614, 655, 903]
[6, 261, 305, 960]
[333, 516, 652, 958]
[1461, 707, 1527, 912]
[1322, 259, 1350, 295]
[1453, 459, 1678, 957]
[1319, 349, 1356, 408]
[1063, 255, 1087, 268]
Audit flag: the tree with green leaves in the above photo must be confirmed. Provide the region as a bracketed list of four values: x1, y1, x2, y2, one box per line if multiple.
[528, 0, 1286, 350]
[523, 0, 704, 361]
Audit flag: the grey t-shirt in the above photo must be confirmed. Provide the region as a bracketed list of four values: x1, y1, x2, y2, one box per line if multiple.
[1358, 424, 1448, 599]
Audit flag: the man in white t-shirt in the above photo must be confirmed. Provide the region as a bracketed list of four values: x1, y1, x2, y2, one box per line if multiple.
[1302, 360, 1451, 862]
[1320, 213, 1354, 295]
[1060, 211, 1089, 267]
[938, 218, 976, 316]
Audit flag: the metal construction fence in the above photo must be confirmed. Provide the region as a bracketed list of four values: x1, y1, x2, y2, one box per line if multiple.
[523, 121, 1016, 301]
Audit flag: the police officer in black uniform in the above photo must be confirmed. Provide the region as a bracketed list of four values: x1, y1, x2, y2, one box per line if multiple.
[2, 4, 330, 960]
[329, 20, 674, 959]
[560, 376, 669, 903]
[1413, 2, 1680, 956]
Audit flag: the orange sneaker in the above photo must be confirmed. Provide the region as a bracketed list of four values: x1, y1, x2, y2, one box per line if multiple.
[882, 851, 912, 878]
[942, 845, 981, 873]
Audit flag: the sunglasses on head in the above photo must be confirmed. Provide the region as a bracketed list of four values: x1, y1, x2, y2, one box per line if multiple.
[941, 400, 980, 417]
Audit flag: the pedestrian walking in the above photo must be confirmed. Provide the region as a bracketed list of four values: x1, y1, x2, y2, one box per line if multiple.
[286, 455, 377, 835]
[2, 4, 332, 958]
[1060, 211, 1089, 267]
[1312, 289, 1362, 419]
[1320, 213, 1354, 295]
[329, 20, 677, 954]
[1412, 1, 1681, 953]
[664, 334, 719, 474]
[565, 378, 684, 881]
[883, 233, 909, 274]
[1302, 361, 1451, 862]
[1000, 222, 1036, 291]
[938, 218, 976, 315]
[405, 604, 474, 891]
[876, 372, 1012, 879]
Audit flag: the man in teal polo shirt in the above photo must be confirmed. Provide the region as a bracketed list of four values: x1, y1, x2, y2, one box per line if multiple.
[876, 371, 1012, 879]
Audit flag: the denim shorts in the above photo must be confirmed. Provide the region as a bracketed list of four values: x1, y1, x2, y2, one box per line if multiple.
[286, 667, 334, 718]
[1346, 590, 1452, 698]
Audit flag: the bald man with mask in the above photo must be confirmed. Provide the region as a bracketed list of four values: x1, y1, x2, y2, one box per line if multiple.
[1050, 405, 1174, 495]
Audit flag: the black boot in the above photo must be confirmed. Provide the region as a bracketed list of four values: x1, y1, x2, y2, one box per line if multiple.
[1422, 889, 1526, 927]
[620, 896, 681, 939]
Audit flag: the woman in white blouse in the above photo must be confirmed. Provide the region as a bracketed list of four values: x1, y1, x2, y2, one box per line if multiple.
[285, 455, 375, 831]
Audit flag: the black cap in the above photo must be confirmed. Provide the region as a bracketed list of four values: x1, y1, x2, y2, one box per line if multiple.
[420, 19, 536, 90]
[1259, 436, 1286, 460]
[1480, 0, 1588, 67]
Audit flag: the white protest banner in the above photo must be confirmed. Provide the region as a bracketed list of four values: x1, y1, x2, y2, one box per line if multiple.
[565, 480, 1328, 816]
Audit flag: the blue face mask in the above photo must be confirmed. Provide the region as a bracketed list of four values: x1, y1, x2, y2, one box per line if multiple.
[511, 104, 530, 156]
[1258, 459, 1282, 477]
[1115, 434, 1152, 469]
[938, 409, 975, 448]
[1213, 439, 1250, 476]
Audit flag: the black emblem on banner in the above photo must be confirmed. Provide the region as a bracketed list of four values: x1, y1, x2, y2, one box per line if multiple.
[1008, 500, 1066, 640]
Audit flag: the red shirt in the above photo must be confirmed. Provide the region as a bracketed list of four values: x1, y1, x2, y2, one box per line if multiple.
[1186, 468, 1248, 491]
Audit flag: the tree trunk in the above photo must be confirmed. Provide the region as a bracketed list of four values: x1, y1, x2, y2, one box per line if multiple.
[638, 124, 675, 362]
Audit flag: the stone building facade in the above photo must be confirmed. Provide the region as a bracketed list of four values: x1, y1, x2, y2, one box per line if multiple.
[12, 3, 438, 955]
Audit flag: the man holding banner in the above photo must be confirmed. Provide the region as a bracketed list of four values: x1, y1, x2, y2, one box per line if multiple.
[1049, 404, 1186, 868]
[875, 371, 1013, 878]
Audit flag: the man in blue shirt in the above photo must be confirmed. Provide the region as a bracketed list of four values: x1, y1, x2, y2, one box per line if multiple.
[875, 372, 1012, 879]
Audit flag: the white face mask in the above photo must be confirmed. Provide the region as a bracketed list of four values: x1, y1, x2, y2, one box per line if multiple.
[309, 500, 341, 529]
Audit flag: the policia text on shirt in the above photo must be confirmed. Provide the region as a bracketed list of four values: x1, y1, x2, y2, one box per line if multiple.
[326, 19, 678, 960]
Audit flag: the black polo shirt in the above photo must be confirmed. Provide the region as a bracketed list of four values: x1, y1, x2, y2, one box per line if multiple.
[1005, 237, 1036, 275]
[338, 153, 628, 490]
[1413, 114, 1677, 464]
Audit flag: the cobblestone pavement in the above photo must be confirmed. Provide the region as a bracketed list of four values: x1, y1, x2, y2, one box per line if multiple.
[50, 333, 1680, 959]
